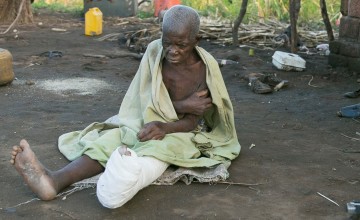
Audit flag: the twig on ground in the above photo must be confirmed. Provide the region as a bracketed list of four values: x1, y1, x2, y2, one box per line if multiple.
[341, 149, 360, 153]
[303, 75, 319, 87]
[82, 52, 142, 60]
[248, 186, 261, 194]
[200, 29, 219, 39]
[216, 181, 264, 186]
[340, 133, 360, 141]
[83, 54, 107, 58]
[317, 192, 340, 206]
[108, 52, 143, 59]
[96, 33, 120, 41]
[2, 198, 40, 210]
[51, 28, 67, 32]
[115, 21, 129, 26]
[352, 118, 360, 124]
[3, 184, 95, 210]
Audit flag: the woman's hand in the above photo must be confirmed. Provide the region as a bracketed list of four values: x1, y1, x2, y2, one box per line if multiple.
[137, 121, 167, 141]
[174, 89, 213, 115]
[138, 114, 200, 142]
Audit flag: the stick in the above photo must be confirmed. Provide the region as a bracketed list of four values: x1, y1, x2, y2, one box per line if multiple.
[302, 75, 319, 88]
[341, 150, 360, 153]
[96, 33, 121, 41]
[200, 29, 218, 39]
[340, 133, 360, 141]
[115, 21, 129, 26]
[307, 76, 318, 87]
[83, 54, 107, 58]
[320, 0, 335, 41]
[317, 192, 340, 206]
[216, 181, 264, 186]
[188, 180, 265, 186]
[352, 118, 360, 124]
[51, 28, 67, 32]
[248, 186, 261, 194]
[108, 51, 143, 59]
[3, 198, 40, 210]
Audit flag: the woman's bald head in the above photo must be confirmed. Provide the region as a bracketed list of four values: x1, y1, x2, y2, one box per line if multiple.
[162, 5, 200, 41]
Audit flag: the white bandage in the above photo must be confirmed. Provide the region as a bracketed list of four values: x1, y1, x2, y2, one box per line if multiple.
[96, 147, 169, 209]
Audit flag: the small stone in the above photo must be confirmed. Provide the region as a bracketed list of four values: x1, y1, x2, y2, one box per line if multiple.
[357, 78, 360, 83]
[25, 80, 35, 85]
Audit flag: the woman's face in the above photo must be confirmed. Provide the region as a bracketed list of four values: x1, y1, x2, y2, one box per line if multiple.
[162, 27, 198, 65]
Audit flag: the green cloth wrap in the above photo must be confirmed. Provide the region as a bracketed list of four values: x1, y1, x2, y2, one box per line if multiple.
[58, 39, 241, 168]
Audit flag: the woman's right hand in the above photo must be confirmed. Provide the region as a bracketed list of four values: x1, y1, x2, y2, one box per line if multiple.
[174, 89, 213, 116]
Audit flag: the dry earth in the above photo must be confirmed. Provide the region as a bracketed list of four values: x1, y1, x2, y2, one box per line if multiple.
[0, 10, 359, 220]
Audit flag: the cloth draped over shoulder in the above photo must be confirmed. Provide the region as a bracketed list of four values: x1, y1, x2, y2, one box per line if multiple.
[58, 39, 241, 168]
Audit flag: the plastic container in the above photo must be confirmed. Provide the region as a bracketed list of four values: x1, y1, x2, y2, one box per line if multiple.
[154, 0, 181, 17]
[347, 201, 360, 215]
[0, 48, 15, 86]
[85, 7, 103, 36]
[337, 103, 360, 118]
[272, 51, 306, 71]
[249, 48, 254, 56]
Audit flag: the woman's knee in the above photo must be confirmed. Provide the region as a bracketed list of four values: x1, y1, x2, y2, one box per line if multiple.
[96, 149, 143, 208]
[95, 148, 168, 209]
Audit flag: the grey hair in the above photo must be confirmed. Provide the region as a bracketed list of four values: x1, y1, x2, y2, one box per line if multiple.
[162, 5, 200, 40]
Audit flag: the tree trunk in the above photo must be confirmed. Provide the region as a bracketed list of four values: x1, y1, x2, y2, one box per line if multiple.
[0, 0, 33, 24]
[254, 0, 264, 22]
[289, 0, 300, 53]
[232, 0, 249, 46]
[320, 0, 335, 41]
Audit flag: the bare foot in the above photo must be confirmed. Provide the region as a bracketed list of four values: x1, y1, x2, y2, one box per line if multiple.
[10, 139, 57, 200]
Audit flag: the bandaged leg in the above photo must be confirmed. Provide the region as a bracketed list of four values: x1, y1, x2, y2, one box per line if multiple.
[96, 147, 169, 209]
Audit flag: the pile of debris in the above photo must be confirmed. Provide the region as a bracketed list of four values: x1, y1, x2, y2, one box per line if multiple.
[97, 16, 337, 53]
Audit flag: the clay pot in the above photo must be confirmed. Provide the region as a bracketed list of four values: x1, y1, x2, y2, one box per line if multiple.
[0, 48, 15, 86]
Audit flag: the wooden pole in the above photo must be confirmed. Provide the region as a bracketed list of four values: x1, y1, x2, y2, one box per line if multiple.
[232, 0, 249, 46]
[289, 0, 300, 53]
[320, 0, 335, 41]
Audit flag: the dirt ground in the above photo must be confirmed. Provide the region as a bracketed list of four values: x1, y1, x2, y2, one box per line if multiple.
[1, 10, 359, 220]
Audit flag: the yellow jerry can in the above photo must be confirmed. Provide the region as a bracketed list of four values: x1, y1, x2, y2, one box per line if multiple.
[0, 48, 15, 86]
[85, 7, 103, 36]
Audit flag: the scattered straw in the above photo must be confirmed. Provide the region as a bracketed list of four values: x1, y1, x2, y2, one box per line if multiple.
[340, 133, 360, 141]
[2, 184, 95, 210]
[352, 118, 360, 124]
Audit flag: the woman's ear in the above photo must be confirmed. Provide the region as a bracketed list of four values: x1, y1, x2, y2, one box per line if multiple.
[195, 34, 202, 44]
